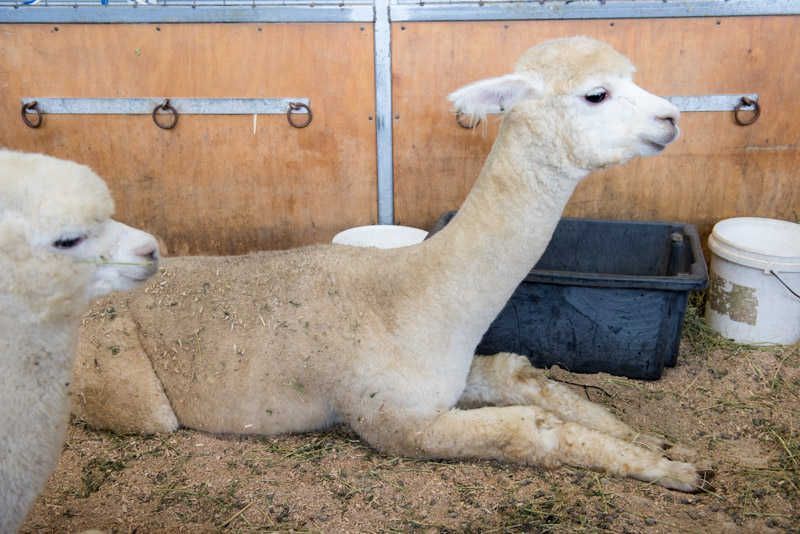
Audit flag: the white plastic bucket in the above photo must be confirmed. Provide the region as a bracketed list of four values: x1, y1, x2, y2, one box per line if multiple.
[332, 225, 427, 249]
[705, 217, 800, 344]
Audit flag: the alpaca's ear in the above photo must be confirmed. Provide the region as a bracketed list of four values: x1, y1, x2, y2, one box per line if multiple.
[448, 73, 544, 122]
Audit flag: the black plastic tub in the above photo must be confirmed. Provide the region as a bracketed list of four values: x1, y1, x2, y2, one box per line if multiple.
[428, 212, 708, 380]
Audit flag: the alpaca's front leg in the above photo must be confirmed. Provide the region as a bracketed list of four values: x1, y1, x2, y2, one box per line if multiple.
[73, 308, 178, 435]
[410, 406, 711, 493]
[458, 353, 665, 449]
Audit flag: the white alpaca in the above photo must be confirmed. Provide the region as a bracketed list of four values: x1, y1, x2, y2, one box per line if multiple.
[0, 150, 161, 534]
[73, 37, 711, 492]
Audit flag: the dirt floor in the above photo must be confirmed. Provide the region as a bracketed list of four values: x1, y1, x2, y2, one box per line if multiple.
[21, 303, 800, 534]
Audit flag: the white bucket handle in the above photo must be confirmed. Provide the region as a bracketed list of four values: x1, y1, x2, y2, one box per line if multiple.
[770, 270, 800, 300]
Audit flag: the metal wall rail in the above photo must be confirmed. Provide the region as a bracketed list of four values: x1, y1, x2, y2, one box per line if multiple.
[0, 0, 375, 23]
[2, 0, 799, 24]
[665, 94, 758, 113]
[391, 0, 800, 22]
[18, 97, 313, 129]
[19, 97, 310, 115]
[464, 95, 760, 115]
[452, 95, 763, 129]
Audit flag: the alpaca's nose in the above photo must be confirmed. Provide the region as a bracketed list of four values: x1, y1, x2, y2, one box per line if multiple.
[128, 232, 160, 267]
[141, 246, 158, 261]
[131, 241, 158, 260]
[658, 104, 680, 127]
[135, 243, 160, 277]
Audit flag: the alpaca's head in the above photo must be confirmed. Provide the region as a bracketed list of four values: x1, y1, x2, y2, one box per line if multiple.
[0, 151, 160, 319]
[449, 36, 680, 171]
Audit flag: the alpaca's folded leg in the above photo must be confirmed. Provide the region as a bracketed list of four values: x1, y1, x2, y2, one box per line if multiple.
[411, 406, 712, 493]
[458, 353, 665, 450]
[72, 306, 178, 434]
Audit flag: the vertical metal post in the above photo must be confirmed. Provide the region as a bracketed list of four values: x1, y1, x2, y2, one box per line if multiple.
[373, 0, 394, 225]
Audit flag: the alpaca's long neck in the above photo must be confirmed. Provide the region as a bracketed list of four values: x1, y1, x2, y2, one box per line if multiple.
[0, 309, 79, 435]
[414, 115, 588, 348]
[0, 307, 81, 380]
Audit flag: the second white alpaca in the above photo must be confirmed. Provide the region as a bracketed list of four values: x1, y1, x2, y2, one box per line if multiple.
[73, 37, 711, 492]
[0, 151, 161, 534]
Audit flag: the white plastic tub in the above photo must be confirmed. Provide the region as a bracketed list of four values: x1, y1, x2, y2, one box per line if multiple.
[332, 225, 427, 249]
[705, 217, 800, 345]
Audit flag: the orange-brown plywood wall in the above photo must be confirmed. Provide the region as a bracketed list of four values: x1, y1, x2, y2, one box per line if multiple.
[392, 16, 800, 247]
[2, 18, 798, 256]
[0, 23, 377, 255]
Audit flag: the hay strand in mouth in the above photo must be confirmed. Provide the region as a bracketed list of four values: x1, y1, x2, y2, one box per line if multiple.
[78, 259, 155, 267]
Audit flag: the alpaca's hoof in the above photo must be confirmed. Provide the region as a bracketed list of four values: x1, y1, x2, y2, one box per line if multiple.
[693, 469, 716, 493]
[634, 461, 714, 493]
[664, 466, 715, 493]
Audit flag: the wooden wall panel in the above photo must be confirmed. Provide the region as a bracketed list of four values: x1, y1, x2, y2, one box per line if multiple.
[392, 17, 800, 251]
[3, 18, 798, 257]
[0, 23, 377, 255]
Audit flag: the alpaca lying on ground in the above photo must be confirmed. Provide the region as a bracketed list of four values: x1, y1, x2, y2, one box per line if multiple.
[73, 37, 711, 492]
[0, 151, 160, 534]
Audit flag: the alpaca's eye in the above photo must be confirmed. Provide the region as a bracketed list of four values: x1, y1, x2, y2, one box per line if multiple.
[585, 90, 607, 104]
[53, 235, 85, 249]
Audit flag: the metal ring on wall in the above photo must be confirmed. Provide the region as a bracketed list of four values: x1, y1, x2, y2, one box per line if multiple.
[152, 99, 179, 129]
[456, 112, 480, 129]
[287, 101, 312, 128]
[733, 96, 761, 126]
[21, 101, 43, 128]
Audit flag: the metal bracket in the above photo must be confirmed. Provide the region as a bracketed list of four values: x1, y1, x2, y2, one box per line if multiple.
[19, 97, 310, 115]
[664, 94, 758, 112]
[4, 0, 799, 24]
[455, 94, 759, 116]
[390, 0, 800, 23]
[0, 2, 374, 24]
